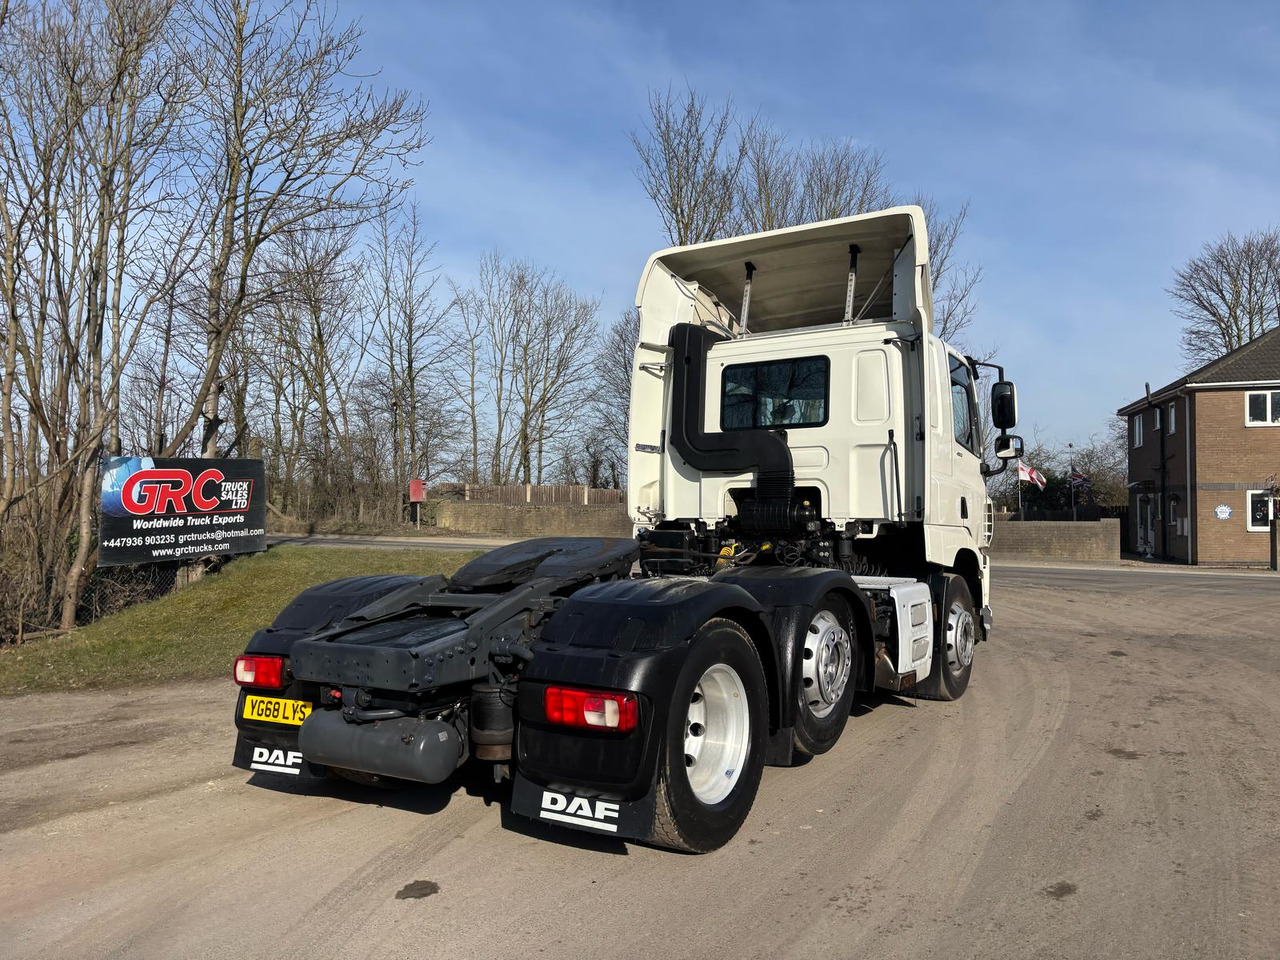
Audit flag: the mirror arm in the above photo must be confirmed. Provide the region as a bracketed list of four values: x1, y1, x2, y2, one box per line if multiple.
[970, 359, 1007, 379]
[985, 425, 1019, 478]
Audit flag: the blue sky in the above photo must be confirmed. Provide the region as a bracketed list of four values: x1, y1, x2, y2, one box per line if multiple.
[345, 0, 1280, 445]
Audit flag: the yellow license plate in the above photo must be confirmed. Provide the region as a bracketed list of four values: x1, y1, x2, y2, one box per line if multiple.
[242, 695, 312, 726]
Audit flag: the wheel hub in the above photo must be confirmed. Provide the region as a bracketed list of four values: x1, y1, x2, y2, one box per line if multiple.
[946, 602, 975, 672]
[683, 663, 750, 806]
[801, 610, 852, 719]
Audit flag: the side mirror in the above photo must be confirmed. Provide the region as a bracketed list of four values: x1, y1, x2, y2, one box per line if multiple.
[991, 381, 1018, 430]
[994, 434, 1023, 460]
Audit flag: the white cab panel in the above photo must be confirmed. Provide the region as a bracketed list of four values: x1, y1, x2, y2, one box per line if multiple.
[874, 581, 934, 690]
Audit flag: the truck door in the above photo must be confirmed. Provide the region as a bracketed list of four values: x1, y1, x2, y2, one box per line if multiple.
[927, 340, 954, 526]
[945, 348, 984, 538]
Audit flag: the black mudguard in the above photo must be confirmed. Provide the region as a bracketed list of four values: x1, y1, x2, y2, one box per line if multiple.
[512, 568, 874, 842]
[232, 728, 327, 780]
[710, 565, 877, 732]
[234, 575, 425, 778]
[515, 577, 767, 800]
[244, 574, 429, 657]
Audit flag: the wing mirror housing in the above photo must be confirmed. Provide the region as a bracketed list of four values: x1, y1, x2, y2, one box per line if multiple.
[994, 434, 1024, 460]
[991, 381, 1018, 430]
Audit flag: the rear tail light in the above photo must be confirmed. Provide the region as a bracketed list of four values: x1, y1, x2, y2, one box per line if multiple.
[544, 686, 638, 732]
[234, 655, 286, 689]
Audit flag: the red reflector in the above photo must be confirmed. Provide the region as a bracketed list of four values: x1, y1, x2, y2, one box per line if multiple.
[233, 655, 286, 689]
[545, 686, 638, 732]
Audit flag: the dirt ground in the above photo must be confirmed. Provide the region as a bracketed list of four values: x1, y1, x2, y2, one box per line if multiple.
[0, 564, 1277, 960]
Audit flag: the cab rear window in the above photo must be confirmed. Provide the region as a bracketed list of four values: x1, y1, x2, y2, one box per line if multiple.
[721, 356, 829, 430]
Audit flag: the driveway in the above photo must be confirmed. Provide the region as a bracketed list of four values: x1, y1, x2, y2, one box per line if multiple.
[1, 564, 1276, 959]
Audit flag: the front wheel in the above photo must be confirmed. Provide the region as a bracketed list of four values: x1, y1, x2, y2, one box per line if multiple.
[648, 618, 767, 852]
[917, 576, 976, 701]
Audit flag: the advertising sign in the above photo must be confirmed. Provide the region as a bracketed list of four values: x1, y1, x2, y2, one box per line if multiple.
[99, 457, 267, 566]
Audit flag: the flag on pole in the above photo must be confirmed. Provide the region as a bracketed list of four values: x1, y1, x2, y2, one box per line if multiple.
[1018, 461, 1047, 490]
[1070, 470, 1092, 490]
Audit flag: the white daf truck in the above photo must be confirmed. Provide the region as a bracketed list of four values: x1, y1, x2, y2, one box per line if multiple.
[232, 205, 1022, 852]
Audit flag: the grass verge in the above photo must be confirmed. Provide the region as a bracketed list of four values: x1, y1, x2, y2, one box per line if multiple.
[0, 546, 480, 697]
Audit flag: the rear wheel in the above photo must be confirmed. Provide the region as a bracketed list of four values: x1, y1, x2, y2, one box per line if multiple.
[792, 595, 858, 757]
[917, 576, 975, 701]
[649, 618, 767, 852]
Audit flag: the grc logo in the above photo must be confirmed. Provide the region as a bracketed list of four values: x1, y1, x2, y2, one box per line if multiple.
[122, 468, 224, 515]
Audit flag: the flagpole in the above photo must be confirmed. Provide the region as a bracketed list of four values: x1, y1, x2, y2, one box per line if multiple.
[1068, 446, 1076, 522]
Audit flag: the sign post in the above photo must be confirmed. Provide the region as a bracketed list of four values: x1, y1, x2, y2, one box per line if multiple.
[99, 457, 267, 566]
[1269, 475, 1279, 573]
[1271, 511, 1277, 573]
[409, 479, 425, 530]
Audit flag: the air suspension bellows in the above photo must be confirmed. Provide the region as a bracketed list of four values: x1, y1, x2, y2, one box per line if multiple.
[470, 683, 515, 760]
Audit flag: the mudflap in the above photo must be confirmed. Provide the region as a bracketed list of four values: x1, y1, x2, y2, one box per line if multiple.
[233, 731, 328, 780]
[511, 771, 656, 842]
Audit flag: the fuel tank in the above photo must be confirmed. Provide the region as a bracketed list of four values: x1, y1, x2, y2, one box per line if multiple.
[297, 709, 466, 784]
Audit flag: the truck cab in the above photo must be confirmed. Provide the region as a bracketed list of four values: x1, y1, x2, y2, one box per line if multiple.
[627, 206, 1016, 635]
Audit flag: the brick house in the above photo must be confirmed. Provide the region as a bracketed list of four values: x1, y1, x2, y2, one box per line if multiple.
[1117, 328, 1280, 564]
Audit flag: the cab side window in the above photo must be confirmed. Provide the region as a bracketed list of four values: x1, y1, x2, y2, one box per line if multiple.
[949, 354, 979, 455]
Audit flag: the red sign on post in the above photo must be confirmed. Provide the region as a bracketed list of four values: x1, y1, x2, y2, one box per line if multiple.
[409, 480, 425, 503]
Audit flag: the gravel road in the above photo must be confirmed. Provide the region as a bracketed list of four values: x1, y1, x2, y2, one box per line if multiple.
[1, 564, 1276, 960]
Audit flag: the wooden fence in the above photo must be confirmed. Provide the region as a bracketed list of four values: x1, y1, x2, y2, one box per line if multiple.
[456, 483, 626, 506]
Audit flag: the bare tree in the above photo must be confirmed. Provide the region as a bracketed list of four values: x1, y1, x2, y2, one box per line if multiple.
[363, 204, 451, 490]
[515, 275, 598, 483]
[0, 0, 202, 630]
[631, 85, 746, 246]
[737, 124, 896, 231]
[0, 0, 427, 639]
[446, 267, 489, 484]
[1170, 228, 1280, 368]
[171, 0, 426, 459]
[735, 122, 801, 234]
[446, 252, 599, 486]
[592, 307, 639, 485]
[904, 194, 980, 344]
[633, 86, 981, 346]
[797, 139, 894, 224]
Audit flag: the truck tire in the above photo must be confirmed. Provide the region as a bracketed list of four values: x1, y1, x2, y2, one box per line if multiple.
[649, 618, 767, 853]
[917, 576, 975, 702]
[792, 595, 858, 758]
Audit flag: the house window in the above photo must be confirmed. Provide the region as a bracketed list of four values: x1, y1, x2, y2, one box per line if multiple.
[1246, 491, 1274, 532]
[1154, 407, 1161, 430]
[1132, 413, 1143, 448]
[1245, 390, 1280, 426]
[1167, 402, 1176, 434]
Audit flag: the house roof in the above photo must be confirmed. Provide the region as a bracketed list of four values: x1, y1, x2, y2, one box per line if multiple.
[1117, 326, 1280, 414]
